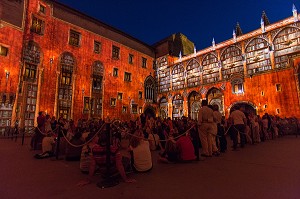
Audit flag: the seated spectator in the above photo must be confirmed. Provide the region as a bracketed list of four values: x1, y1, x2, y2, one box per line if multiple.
[77, 133, 135, 186]
[65, 132, 84, 161]
[176, 132, 196, 162]
[158, 134, 178, 163]
[129, 130, 152, 172]
[34, 131, 55, 159]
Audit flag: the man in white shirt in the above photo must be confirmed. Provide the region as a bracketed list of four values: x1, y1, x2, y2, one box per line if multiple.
[229, 105, 247, 150]
[198, 100, 214, 157]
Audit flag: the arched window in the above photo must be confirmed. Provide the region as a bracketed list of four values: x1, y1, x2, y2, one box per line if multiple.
[172, 64, 185, 90]
[221, 45, 243, 80]
[231, 77, 244, 94]
[245, 37, 271, 74]
[202, 53, 219, 84]
[144, 76, 156, 103]
[186, 59, 201, 87]
[273, 26, 300, 68]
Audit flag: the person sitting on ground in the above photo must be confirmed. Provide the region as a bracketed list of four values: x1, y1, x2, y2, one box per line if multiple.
[34, 131, 56, 159]
[158, 131, 178, 163]
[129, 129, 153, 172]
[77, 132, 136, 186]
[175, 131, 197, 162]
[65, 131, 84, 161]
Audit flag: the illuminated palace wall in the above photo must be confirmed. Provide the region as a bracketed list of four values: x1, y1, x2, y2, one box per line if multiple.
[0, 0, 155, 132]
[1, 1, 300, 133]
[156, 13, 300, 119]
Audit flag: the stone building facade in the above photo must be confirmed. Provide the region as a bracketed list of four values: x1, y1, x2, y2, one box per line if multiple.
[0, 0, 156, 132]
[155, 10, 300, 120]
[0, 0, 300, 133]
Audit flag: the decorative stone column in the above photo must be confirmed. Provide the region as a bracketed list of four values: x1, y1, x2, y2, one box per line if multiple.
[71, 74, 76, 119]
[53, 71, 60, 117]
[34, 67, 44, 127]
[168, 93, 173, 119]
[183, 90, 188, 117]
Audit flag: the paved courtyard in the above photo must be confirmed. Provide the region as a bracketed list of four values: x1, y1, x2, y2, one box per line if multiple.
[0, 136, 300, 199]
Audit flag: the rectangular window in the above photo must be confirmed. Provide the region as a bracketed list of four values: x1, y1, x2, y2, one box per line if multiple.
[110, 98, 116, 107]
[39, 4, 46, 14]
[112, 45, 120, 59]
[30, 16, 45, 35]
[117, 92, 123, 100]
[0, 45, 8, 56]
[139, 107, 143, 114]
[152, 61, 156, 70]
[92, 76, 102, 91]
[113, 68, 118, 77]
[84, 97, 90, 111]
[138, 91, 142, 99]
[142, 57, 147, 68]
[276, 84, 282, 92]
[276, 108, 280, 114]
[124, 72, 132, 82]
[61, 71, 72, 85]
[122, 106, 127, 113]
[94, 41, 101, 54]
[69, 30, 81, 46]
[128, 54, 134, 64]
[132, 104, 138, 114]
[24, 63, 37, 80]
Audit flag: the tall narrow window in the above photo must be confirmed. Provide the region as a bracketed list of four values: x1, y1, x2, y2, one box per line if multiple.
[231, 78, 244, 94]
[113, 68, 118, 77]
[94, 41, 101, 54]
[129, 54, 134, 64]
[111, 98, 116, 106]
[24, 63, 37, 81]
[142, 57, 147, 68]
[276, 84, 282, 92]
[69, 30, 80, 46]
[144, 76, 156, 103]
[112, 45, 120, 59]
[124, 72, 132, 82]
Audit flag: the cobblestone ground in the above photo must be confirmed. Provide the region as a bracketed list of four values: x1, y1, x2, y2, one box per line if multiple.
[0, 136, 300, 199]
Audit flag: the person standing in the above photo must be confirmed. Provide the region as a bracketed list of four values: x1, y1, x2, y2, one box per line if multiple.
[197, 99, 214, 157]
[229, 106, 247, 150]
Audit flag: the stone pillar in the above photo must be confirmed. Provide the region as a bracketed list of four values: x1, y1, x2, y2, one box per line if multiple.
[268, 32, 275, 69]
[34, 68, 44, 127]
[71, 74, 76, 119]
[53, 71, 60, 117]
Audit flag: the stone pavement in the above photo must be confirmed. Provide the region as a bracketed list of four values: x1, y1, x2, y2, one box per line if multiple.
[0, 136, 300, 199]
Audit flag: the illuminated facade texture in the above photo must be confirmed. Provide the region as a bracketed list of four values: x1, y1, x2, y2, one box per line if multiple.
[155, 11, 300, 120]
[0, 0, 300, 133]
[0, 0, 155, 132]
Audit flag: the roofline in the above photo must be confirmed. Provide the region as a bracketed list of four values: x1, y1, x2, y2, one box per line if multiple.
[48, 0, 155, 51]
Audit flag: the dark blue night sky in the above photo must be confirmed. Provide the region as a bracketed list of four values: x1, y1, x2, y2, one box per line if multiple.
[58, 0, 297, 50]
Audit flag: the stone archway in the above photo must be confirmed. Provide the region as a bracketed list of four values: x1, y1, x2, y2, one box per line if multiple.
[206, 87, 224, 115]
[159, 97, 168, 119]
[144, 106, 155, 118]
[229, 101, 256, 115]
[188, 91, 201, 120]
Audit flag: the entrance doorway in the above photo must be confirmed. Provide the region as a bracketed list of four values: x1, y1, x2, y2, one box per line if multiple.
[144, 106, 155, 118]
[229, 102, 256, 115]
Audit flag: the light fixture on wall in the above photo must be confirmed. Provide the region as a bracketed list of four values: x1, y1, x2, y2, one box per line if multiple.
[5, 70, 10, 79]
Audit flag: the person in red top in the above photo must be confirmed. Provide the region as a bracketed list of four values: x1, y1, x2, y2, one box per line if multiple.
[176, 133, 196, 161]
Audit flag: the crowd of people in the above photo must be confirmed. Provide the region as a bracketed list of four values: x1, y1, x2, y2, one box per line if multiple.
[30, 103, 300, 185]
